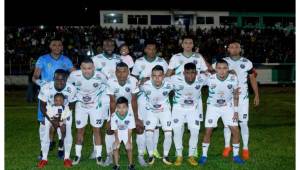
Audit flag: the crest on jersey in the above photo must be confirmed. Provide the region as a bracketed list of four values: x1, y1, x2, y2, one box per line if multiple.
[83, 96, 92, 102]
[125, 120, 130, 125]
[173, 118, 179, 123]
[115, 119, 118, 124]
[93, 83, 99, 88]
[195, 85, 201, 90]
[101, 62, 106, 67]
[146, 120, 151, 125]
[48, 63, 52, 68]
[195, 120, 200, 125]
[163, 91, 168, 96]
[125, 87, 131, 92]
[242, 58, 247, 62]
[76, 81, 82, 86]
[76, 120, 81, 125]
[193, 60, 198, 65]
[227, 84, 233, 89]
[240, 64, 245, 69]
[208, 119, 213, 124]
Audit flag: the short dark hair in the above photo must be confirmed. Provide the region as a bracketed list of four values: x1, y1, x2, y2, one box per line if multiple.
[54, 93, 65, 100]
[116, 96, 129, 106]
[216, 59, 228, 66]
[50, 36, 62, 42]
[144, 40, 157, 48]
[181, 35, 194, 42]
[103, 38, 114, 44]
[54, 69, 68, 78]
[81, 57, 94, 65]
[184, 62, 196, 71]
[228, 40, 241, 45]
[152, 65, 164, 73]
[119, 43, 128, 49]
[116, 62, 128, 69]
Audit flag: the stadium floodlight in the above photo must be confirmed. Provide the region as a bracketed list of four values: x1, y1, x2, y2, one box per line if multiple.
[113, 19, 117, 23]
[110, 13, 115, 17]
[40, 25, 44, 30]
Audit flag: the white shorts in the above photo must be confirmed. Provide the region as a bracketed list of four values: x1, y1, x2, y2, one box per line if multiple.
[145, 109, 172, 131]
[75, 103, 105, 129]
[172, 105, 201, 130]
[205, 104, 238, 128]
[238, 98, 249, 122]
[44, 115, 72, 138]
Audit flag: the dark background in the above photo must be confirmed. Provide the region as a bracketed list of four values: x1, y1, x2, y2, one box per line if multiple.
[5, 0, 295, 25]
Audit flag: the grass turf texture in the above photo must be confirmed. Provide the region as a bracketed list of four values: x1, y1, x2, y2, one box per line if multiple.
[5, 86, 295, 170]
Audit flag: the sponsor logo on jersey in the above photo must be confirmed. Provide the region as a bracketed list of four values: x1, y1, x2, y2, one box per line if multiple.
[83, 96, 92, 102]
[146, 120, 151, 125]
[125, 120, 130, 125]
[240, 64, 245, 69]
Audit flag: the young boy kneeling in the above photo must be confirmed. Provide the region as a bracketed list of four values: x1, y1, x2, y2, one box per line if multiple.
[111, 97, 136, 170]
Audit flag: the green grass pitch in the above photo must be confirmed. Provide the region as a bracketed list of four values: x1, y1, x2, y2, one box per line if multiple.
[5, 86, 295, 170]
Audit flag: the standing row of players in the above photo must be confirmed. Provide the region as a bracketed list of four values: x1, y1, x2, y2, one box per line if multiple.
[33, 36, 259, 169]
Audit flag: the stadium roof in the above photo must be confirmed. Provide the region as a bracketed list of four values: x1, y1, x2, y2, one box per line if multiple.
[5, 0, 295, 25]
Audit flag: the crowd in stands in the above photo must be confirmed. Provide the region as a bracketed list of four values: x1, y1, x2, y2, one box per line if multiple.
[5, 25, 295, 75]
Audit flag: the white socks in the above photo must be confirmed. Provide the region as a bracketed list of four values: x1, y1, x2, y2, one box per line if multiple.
[202, 143, 210, 157]
[64, 124, 73, 160]
[239, 122, 249, 149]
[188, 128, 199, 156]
[153, 128, 159, 151]
[105, 134, 115, 156]
[136, 133, 146, 156]
[224, 127, 231, 148]
[163, 131, 172, 157]
[57, 128, 62, 140]
[146, 131, 154, 156]
[232, 143, 240, 156]
[95, 145, 103, 157]
[173, 127, 183, 156]
[75, 144, 82, 157]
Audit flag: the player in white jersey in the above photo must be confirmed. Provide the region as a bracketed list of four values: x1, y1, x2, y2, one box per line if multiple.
[111, 97, 136, 170]
[198, 59, 244, 165]
[140, 65, 173, 166]
[131, 40, 168, 162]
[222, 41, 259, 160]
[91, 39, 121, 160]
[37, 69, 76, 168]
[171, 63, 207, 166]
[105, 62, 143, 166]
[67, 58, 107, 166]
[166, 35, 208, 77]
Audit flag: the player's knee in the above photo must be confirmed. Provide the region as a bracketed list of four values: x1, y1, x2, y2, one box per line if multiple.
[106, 129, 114, 135]
[135, 126, 144, 134]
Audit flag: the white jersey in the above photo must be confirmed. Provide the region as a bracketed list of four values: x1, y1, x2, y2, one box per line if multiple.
[132, 56, 168, 80]
[38, 82, 77, 106]
[106, 75, 139, 103]
[67, 70, 107, 109]
[140, 79, 173, 113]
[171, 74, 207, 109]
[111, 111, 136, 131]
[206, 73, 239, 107]
[168, 52, 208, 75]
[223, 57, 253, 97]
[92, 53, 121, 79]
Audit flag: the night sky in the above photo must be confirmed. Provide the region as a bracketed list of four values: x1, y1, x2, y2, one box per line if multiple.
[5, 0, 295, 25]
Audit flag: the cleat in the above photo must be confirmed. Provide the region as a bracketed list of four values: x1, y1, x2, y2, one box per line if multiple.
[49, 141, 55, 151]
[242, 149, 249, 160]
[193, 149, 199, 158]
[198, 156, 207, 165]
[222, 147, 232, 157]
[174, 156, 183, 166]
[112, 165, 120, 170]
[128, 164, 136, 170]
[153, 149, 162, 159]
[72, 156, 80, 165]
[37, 160, 48, 168]
[138, 155, 148, 166]
[148, 156, 155, 165]
[188, 156, 198, 166]
[162, 156, 172, 165]
[233, 156, 245, 164]
[89, 150, 96, 159]
[96, 156, 104, 165]
[64, 159, 72, 168]
[144, 150, 147, 156]
[57, 149, 64, 160]
[103, 155, 113, 166]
